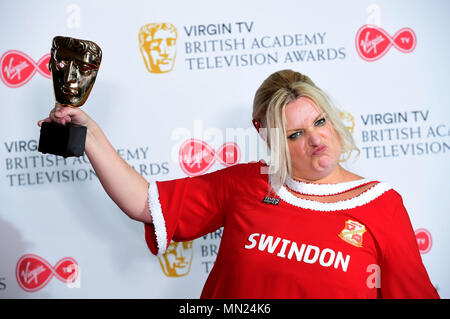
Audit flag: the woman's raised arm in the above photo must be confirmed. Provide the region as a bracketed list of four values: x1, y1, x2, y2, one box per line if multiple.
[38, 105, 152, 224]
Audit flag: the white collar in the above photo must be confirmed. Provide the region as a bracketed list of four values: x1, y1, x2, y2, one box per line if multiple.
[285, 176, 373, 196]
[276, 181, 392, 211]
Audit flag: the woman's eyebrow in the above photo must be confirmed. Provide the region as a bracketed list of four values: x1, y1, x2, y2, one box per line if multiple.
[286, 112, 326, 132]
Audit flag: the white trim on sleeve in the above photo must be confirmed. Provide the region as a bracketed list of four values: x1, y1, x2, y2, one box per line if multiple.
[148, 181, 168, 256]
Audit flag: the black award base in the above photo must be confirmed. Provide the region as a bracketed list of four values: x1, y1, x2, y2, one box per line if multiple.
[38, 122, 87, 158]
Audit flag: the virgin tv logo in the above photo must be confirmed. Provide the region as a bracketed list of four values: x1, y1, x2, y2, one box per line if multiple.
[16, 254, 79, 292]
[179, 139, 240, 176]
[355, 25, 416, 61]
[415, 228, 432, 254]
[0, 50, 51, 87]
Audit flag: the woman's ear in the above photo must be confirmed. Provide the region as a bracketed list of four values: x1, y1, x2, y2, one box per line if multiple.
[253, 119, 268, 143]
[252, 119, 261, 133]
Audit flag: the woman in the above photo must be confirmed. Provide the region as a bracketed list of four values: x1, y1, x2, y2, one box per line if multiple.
[38, 69, 439, 298]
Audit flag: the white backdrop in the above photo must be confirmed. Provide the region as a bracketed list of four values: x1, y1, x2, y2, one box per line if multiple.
[0, 0, 449, 298]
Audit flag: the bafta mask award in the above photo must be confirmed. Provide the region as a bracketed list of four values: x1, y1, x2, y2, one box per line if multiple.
[38, 36, 102, 157]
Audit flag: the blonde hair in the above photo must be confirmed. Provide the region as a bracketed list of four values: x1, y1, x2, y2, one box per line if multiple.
[252, 69, 359, 191]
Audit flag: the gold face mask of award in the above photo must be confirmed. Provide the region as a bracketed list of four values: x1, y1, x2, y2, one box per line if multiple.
[38, 36, 102, 157]
[50, 36, 102, 106]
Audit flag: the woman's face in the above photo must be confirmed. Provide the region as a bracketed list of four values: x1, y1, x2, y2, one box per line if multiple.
[285, 97, 342, 182]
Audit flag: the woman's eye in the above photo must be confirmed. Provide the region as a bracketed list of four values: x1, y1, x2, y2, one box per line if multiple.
[288, 131, 303, 140]
[315, 118, 326, 126]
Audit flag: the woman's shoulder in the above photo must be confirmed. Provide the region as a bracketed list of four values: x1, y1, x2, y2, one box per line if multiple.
[216, 160, 268, 183]
[334, 170, 404, 210]
[341, 168, 402, 201]
[363, 178, 404, 208]
[221, 159, 267, 174]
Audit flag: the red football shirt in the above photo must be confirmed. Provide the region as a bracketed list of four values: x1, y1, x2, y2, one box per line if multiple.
[144, 161, 439, 299]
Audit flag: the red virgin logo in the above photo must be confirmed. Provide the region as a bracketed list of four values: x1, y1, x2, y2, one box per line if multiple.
[179, 139, 241, 176]
[355, 25, 417, 61]
[16, 254, 79, 292]
[415, 228, 432, 254]
[0, 50, 51, 88]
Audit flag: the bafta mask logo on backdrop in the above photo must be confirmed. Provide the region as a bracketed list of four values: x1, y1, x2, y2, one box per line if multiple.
[355, 25, 417, 61]
[16, 254, 79, 292]
[158, 241, 194, 277]
[0, 51, 51, 88]
[179, 139, 241, 176]
[339, 111, 355, 162]
[139, 23, 178, 74]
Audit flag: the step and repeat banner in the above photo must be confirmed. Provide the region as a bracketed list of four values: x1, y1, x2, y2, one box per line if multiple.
[0, 0, 449, 298]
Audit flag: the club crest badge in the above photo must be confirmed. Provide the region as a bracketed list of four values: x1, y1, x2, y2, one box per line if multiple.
[338, 220, 366, 248]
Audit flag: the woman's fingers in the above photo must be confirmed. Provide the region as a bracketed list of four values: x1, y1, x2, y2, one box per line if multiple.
[38, 104, 88, 128]
[37, 117, 51, 127]
[38, 104, 78, 127]
[48, 105, 73, 124]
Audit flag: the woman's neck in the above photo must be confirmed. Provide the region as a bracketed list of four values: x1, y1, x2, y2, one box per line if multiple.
[291, 165, 362, 185]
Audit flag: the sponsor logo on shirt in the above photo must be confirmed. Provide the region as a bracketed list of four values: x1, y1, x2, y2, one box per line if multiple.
[338, 220, 367, 248]
[244, 233, 351, 272]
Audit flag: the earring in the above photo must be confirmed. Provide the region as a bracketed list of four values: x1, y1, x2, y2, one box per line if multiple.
[252, 119, 261, 132]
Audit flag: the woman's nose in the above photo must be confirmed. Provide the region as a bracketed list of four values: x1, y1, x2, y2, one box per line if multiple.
[308, 131, 322, 147]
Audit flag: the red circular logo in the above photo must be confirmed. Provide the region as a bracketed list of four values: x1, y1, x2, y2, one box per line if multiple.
[16, 254, 79, 292]
[0, 50, 51, 88]
[179, 139, 241, 176]
[355, 25, 417, 61]
[415, 228, 432, 254]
